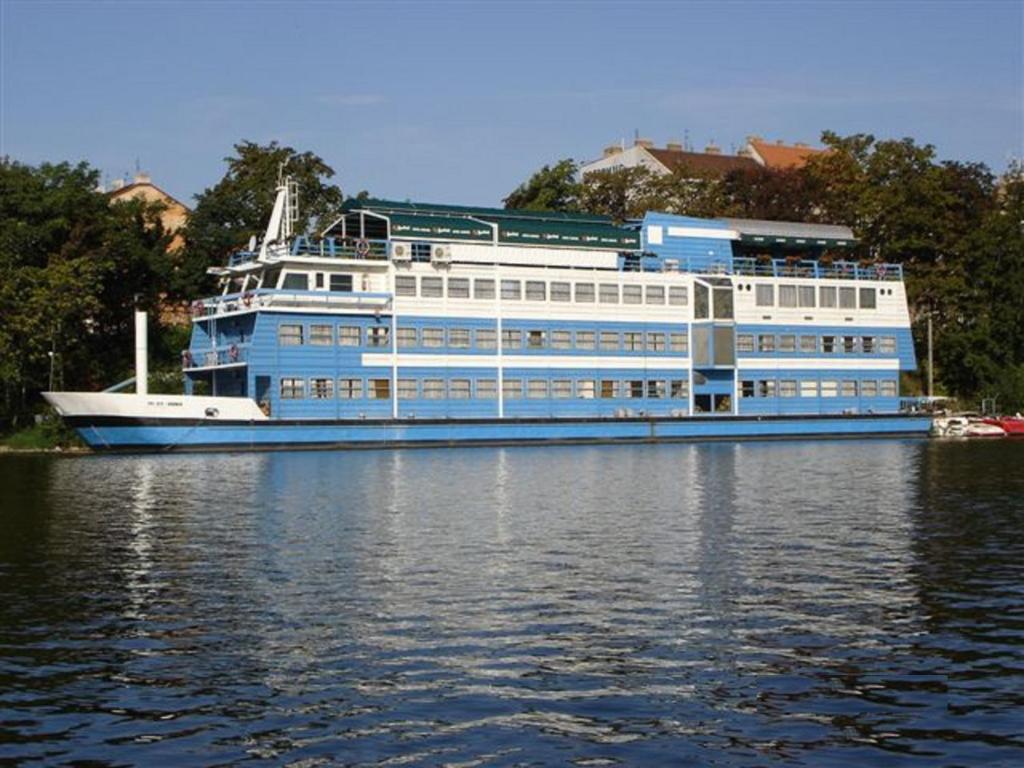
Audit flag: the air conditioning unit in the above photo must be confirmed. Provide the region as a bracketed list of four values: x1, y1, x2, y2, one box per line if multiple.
[391, 243, 411, 261]
[431, 244, 451, 263]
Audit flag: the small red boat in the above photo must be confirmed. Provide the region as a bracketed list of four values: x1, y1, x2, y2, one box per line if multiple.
[983, 415, 1024, 436]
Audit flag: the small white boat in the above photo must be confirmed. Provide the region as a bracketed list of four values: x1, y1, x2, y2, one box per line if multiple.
[932, 414, 1006, 438]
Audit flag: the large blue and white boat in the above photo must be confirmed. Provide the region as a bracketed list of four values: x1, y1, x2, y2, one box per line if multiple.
[45, 178, 931, 450]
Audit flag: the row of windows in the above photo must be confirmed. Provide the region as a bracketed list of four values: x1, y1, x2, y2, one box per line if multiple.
[278, 324, 690, 353]
[736, 333, 898, 355]
[280, 377, 692, 401]
[739, 379, 898, 398]
[749, 284, 886, 310]
[395, 275, 689, 306]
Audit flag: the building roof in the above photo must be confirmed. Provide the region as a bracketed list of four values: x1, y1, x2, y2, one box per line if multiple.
[723, 217, 855, 247]
[108, 180, 190, 211]
[747, 139, 827, 170]
[644, 148, 759, 177]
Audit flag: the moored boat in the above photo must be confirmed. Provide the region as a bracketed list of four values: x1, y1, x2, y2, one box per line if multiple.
[983, 415, 1024, 436]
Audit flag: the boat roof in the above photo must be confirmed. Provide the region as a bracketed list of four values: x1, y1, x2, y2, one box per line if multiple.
[723, 217, 856, 247]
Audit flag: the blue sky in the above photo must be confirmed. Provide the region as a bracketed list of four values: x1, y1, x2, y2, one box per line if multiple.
[2, 0, 1021, 207]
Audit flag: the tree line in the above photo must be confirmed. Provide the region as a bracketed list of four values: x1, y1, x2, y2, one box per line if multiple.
[1, 133, 1021, 426]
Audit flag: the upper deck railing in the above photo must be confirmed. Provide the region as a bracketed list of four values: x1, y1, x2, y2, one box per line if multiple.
[191, 288, 393, 320]
[227, 237, 390, 267]
[730, 257, 903, 281]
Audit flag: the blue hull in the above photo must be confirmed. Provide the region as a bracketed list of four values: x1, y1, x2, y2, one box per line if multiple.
[69, 414, 932, 452]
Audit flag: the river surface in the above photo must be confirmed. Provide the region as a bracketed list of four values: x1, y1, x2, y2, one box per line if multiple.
[1, 439, 1022, 767]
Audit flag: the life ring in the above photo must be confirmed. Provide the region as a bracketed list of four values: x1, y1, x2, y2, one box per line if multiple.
[875, 264, 887, 279]
[229, 344, 239, 362]
[242, 292, 254, 308]
[355, 238, 370, 257]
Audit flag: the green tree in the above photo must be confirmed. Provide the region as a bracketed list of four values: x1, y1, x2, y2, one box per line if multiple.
[503, 159, 581, 211]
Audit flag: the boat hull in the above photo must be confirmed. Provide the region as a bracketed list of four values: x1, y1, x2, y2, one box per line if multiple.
[61, 413, 932, 452]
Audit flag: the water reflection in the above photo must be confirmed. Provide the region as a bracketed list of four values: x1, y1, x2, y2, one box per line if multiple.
[1, 440, 1022, 766]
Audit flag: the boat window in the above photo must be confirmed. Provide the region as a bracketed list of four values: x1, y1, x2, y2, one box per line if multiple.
[527, 380, 549, 399]
[670, 333, 688, 353]
[368, 327, 390, 347]
[448, 278, 470, 299]
[280, 377, 305, 399]
[694, 284, 710, 319]
[880, 380, 897, 397]
[599, 284, 620, 304]
[624, 332, 643, 351]
[843, 336, 858, 354]
[880, 336, 897, 354]
[862, 380, 878, 397]
[411, 243, 432, 263]
[476, 379, 497, 399]
[449, 379, 471, 399]
[310, 378, 334, 399]
[474, 279, 495, 299]
[338, 378, 363, 399]
[758, 334, 775, 353]
[671, 379, 689, 399]
[599, 380, 619, 398]
[503, 379, 523, 399]
[713, 327, 735, 365]
[551, 330, 572, 349]
[800, 381, 818, 397]
[525, 281, 546, 301]
[476, 329, 497, 349]
[862, 336, 876, 353]
[740, 380, 755, 398]
[623, 285, 642, 305]
[756, 284, 774, 307]
[841, 380, 858, 397]
[599, 331, 620, 351]
[646, 332, 666, 352]
[575, 283, 595, 303]
[839, 287, 856, 309]
[821, 335, 836, 354]
[799, 285, 816, 307]
[422, 328, 444, 348]
[624, 380, 644, 399]
[780, 380, 798, 398]
[315, 273, 324, 289]
[575, 331, 595, 350]
[819, 286, 837, 308]
[260, 267, 281, 289]
[736, 334, 755, 353]
[502, 329, 522, 349]
[421, 277, 443, 298]
[397, 327, 418, 348]
[646, 286, 665, 305]
[779, 285, 798, 308]
[395, 276, 417, 297]
[800, 335, 817, 353]
[501, 280, 522, 300]
[398, 379, 418, 399]
[550, 282, 571, 302]
[758, 380, 777, 398]
[713, 287, 733, 319]
[368, 379, 391, 399]
[576, 380, 596, 399]
[779, 334, 796, 353]
[338, 326, 361, 346]
[821, 380, 838, 397]
[279, 324, 303, 346]
[527, 330, 546, 349]
[310, 325, 333, 345]
[669, 286, 688, 306]
[423, 379, 445, 399]
[859, 287, 877, 309]
[448, 328, 471, 348]
[282, 272, 309, 291]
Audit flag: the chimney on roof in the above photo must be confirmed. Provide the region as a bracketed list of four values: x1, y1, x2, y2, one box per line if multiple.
[110, 178, 126, 191]
[634, 137, 654, 149]
[704, 143, 721, 155]
[794, 142, 809, 148]
[665, 141, 683, 152]
[603, 144, 623, 158]
[133, 172, 152, 184]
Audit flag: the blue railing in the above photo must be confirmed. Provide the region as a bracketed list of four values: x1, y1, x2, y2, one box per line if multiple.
[731, 258, 903, 280]
[182, 343, 249, 370]
[290, 236, 389, 260]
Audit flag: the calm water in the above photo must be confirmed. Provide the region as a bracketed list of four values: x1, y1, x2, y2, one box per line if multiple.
[1, 439, 1022, 767]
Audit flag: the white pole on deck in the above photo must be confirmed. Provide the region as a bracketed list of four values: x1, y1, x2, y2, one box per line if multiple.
[135, 310, 148, 396]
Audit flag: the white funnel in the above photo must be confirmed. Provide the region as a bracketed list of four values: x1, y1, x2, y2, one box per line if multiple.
[135, 310, 148, 395]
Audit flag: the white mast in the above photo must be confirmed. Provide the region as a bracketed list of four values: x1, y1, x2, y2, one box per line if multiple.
[258, 166, 298, 261]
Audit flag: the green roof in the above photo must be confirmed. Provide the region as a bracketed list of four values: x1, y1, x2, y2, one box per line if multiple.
[387, 213, 494, 242]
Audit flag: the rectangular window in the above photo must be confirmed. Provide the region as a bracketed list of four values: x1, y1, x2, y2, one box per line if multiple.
[448, 328, 471, 348]
[338, 378, 363, 399]
[280, 377, 305, 399]
[779, 285, 798, 307]
[422, 328, 444, 348]
[551, 379, 573, 398]
[367, 326, 389, 347]
[859, 287, 877, 309]
[550, 282, 571, 302]
[422, 379, 446, 399]
[310, 324, 333, 345]
[758, 334, 776, 352]
[647, 380, 666, 399]
[713, 287, 734, 320]
[821, 380, 838, 397]
[551, 330, 572, 350]
[338, 326, 361, 346]
[525, 281, 546, 301]
[447, 278, 470, 299]
[395, 275, 417, 297]
[502, 329, 522, 349]
[880, 380, 897, 397]
[575, 282, 595, 303]
[397, 327, 418, 348]
[646, 285, 666, 305]
[421, 277, 443, 298]
[310, 377, 334, 399]
[576, 379, 596, 399]
[600, 379, 618, 398]
[862, 336, 876, 354]
[646, 332, 666, 352]
[474, 279, 495, 299]
[368, 379, 391, 399]
[758, 379, 777, 398]
[780, 380, 798, 398]
[799, 285, 816, 308]
[575, 331, 595, 350]
[476, 329, 497, 349]
[841, 380, 858, 397]
[599, 284, 620, 304]
[821, 335, 836, 354]
[282, 273, 309, 291]
[527, 379, 548, 399]
[624, 332, 643, 351]
[671, 379, 689, 399]
[800, 380, 818, 398]
[397, 379, 418, 400]
[839, 286, 856, 309]
[476, 379, 497, 399]
[279, 324, 303, 346]
[800, 335, 817, 353]
[411, 242, 431, 263]
[449, 379, 471, 399]
[625, 380, 644, 399]
[756, 284, 774, 306]
[861, 380, 878, 397]
[842, 336, 858, 354]
[741, 380, 756, 398]
[880, 336, 897, 354]
[599, 331, 620, 351]
[819, 286, 837, 308]
[623, 285, 642, 305]
[669, 286, 688, 306]
[314, 273, 324, 289]
[694, 283, 709, 318]
[779, 334, 796, 353]
[501, 280, 522, 300]
[526, 329, 546, 349]
[502, 379, 522, 399]
[669, 333, 688, 353]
